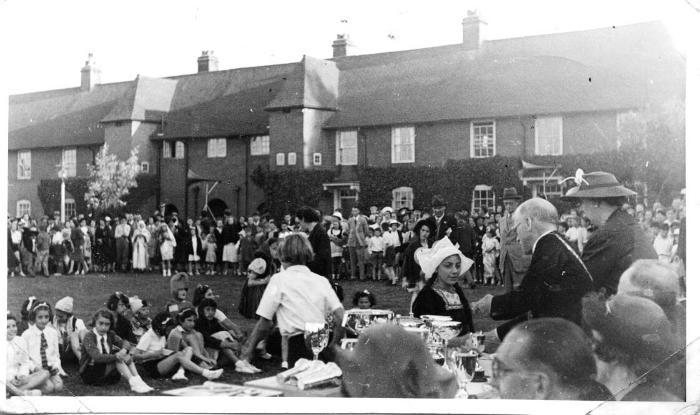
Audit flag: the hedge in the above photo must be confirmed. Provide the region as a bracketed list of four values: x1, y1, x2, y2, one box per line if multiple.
[251, 149, 684, 216]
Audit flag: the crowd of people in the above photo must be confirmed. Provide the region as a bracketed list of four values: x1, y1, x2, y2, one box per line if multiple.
[6, 170, 687, 401]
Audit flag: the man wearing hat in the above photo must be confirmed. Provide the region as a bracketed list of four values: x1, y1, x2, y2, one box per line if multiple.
[429, 195, 458, 242]
[562, 170, 656, 295]
[499, 187, 531, 292]
[347, 206, 370, 281]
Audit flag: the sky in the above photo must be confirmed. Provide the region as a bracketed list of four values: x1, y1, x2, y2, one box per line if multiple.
[0, 0, 696, 95]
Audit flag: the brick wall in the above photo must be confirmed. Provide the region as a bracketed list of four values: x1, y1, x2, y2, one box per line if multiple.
[268, 110, 304, 170]
[7, 146, 97, 217]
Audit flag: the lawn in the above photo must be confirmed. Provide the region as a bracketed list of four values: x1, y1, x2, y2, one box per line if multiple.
[7, 272, 501, 396]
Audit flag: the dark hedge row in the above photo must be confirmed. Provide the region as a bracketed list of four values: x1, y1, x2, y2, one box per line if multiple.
[251, 149, 684, 215]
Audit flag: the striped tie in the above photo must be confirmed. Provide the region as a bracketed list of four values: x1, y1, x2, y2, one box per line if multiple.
[40, 332, 49, 369]
[101, 336, 108, 355]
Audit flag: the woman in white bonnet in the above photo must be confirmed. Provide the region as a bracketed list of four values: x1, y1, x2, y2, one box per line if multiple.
[411, 237, 475, 335]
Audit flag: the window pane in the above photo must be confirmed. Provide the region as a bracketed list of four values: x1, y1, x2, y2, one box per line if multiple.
[472, 121, 495, 158]
[17, 201, 31, 217]
[163, 142, 172, 158]
[175, 141, 185, 159]
[218, 138, 226, 157]
[392, 127, 414, 163]
[63, 148, 77, 177]
[17, 151, 31, 179]
[251, 135, 270, 155]
[276, 153, 285, 166]
[287, 152, 297, 165]
[535, 117, 562, 155]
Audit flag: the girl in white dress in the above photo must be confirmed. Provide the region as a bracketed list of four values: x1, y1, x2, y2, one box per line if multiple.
[481, 227, 500, 286]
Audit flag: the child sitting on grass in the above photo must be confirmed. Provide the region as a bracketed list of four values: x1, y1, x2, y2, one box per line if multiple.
[78, 309, 153, 393]
[133, 311, 223, 382]
[106, 292, 137, 346]
[195, 298, 260, 374]
[166, 272, 194, 320]
[166, 308, 217, 372]
[52, 296, 86, 364]
[6, 313, 50, 396]
[20, 301, 63, 394]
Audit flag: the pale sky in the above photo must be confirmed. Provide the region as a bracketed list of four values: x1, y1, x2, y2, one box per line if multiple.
[0, 0, 695, 95]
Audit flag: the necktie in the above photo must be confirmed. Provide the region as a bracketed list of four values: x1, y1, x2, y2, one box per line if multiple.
[100, 336, 108, 354]
[40, 332, 49, 369]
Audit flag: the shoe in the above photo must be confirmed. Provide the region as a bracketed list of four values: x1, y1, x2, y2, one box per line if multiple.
[202, 368, 224, 380]
[136, 375, 155, 392]
[259, 352, 272, 360]
[235, 360, 259, 374]
[281, 361, 289, 369]
[129, 376, 152, 393]
[23, 389, 42, 396]
[171, 367, 188, 381]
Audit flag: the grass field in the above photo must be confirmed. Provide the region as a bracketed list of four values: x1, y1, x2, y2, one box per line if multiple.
[7, 272, 501, 396]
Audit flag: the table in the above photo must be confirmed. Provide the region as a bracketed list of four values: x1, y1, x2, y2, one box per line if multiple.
[244, 375, 342, 397]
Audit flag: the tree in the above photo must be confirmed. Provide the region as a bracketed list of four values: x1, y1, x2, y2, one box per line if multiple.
[85, 145, 141, 212]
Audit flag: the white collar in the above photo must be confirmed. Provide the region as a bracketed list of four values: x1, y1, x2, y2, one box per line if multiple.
[92, 327, 106, 340]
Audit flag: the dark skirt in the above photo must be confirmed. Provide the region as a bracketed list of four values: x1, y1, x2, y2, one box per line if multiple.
[238, 280, 267, 319]
[140, 356, 178, 379]
[80, 362, 121, 386]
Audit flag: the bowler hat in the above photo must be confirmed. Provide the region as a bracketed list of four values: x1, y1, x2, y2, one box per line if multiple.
[562, 171, 636, 200]
[502, 187, 522, 201]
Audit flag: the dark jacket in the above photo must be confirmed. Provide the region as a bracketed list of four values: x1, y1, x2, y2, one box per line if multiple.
[79, 330, 127, 374]
[307, 222, 332, 278]
[582, 209, 657, 295]
[412, 283, 474, 335]
[222, 223, 241, 245]
[452, 224, 477, 259]
[183, 233, 203, 258]
[490, 232, 595, 339]
[113, 313, 137, 345]
[195, 316, 228, 349]
[402, 239, 432, 285]
[429, 214, 458, 242]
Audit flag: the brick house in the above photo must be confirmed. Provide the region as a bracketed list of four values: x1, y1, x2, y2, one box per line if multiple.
[8, 17, 685, 219]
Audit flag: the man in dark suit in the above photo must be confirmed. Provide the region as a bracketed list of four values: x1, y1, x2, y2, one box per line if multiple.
[472, 198, 595, 341]
[429, 195, 458, 242]
[296, 206, 332, 278]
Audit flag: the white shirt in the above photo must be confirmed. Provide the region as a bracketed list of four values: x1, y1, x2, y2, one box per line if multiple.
[654, 234, 674, 261]
[6, 336, 36, 379]
[92, 328, 110, 354]
[256, 265, 343, 336]
[21, 324, 61, 370]
[565, 227, 580, 243]
[136, 328, 166, 354]
[367, 236, 384, 253]
[383, 230, 401, 248]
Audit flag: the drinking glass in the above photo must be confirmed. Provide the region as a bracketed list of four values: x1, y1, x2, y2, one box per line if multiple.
[304, 322, 329, 361]
[448, 350, 478, 395]
[474, 331, 486, 355]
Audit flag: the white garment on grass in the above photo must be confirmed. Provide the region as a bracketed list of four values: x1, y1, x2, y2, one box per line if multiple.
[21, 325, 61, 370]
[7, 336, 36, 380]
[136, 328, 166, 359]
[256, 265, 343, 336]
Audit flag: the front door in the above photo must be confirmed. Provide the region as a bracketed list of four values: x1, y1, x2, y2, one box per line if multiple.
[334, 188, 358, 218]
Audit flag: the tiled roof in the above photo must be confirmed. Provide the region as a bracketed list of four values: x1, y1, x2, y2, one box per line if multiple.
[101, 76, 177, 123]
[157, 63, 297, 139]
[9, 82, 131, 150]
[324, 20, 685, 128]
[265, 56, 338, 111]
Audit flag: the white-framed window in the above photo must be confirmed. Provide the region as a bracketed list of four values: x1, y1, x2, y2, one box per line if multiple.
[335, 130, 358, 166]
[535, 116, 563, 156]
[276, 153, 285, 166]
[207, 138, 227, 158]
[287, 152, 297, 165]
[62, 148, 77, 177]
[16, 200, 31, 217]
[162, 142, 172, 159]
[251, 135, 270, 156]
[470, 120, 495, 158]
[535, 182, 564, 198]
[391, 126, 415, 163]
[313, 153, 322, 166]
[175, 141, 185, 159]
[64, 198, 76, 218]
[17, 151, 31, 180]
[141, 162, 150, 173]
[471, 185, 495, 215]
[392, 187, 414, 210]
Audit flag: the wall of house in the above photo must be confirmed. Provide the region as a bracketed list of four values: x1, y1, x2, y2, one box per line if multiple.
[302, 109, 335, 169]
[268, 110, 304, 170]
[563, 112, 618, 154]
[159, 137, 268, 219]
[103, 121, 158, 168]
[7, 146, 97, 217]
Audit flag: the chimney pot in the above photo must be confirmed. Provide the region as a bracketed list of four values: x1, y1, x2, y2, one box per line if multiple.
[197, 50, 219, 73]
[462, 10, 487, 50]
[81, 53, 101, 92]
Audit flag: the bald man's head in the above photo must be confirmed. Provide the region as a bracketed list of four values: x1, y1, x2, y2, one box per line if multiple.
[511, 198, 559, 254]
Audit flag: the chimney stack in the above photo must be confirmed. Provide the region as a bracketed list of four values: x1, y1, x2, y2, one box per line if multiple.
[332, 34, 353, 58]
[80, 53, 101, 92]
[197, 50, 219, 73]
[462, 10, 487, 50]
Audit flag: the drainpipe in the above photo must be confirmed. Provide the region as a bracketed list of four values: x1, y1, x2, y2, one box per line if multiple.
[184, 139, 189, 219]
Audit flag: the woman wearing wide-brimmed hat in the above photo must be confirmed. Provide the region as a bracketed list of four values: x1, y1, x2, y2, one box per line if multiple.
[562, 170, 656, 295]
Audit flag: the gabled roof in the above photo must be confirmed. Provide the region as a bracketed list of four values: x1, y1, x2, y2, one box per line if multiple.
[265, 56, 339, 111]
[101, 76, 177, 123]
[157, 63, 297, 139]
